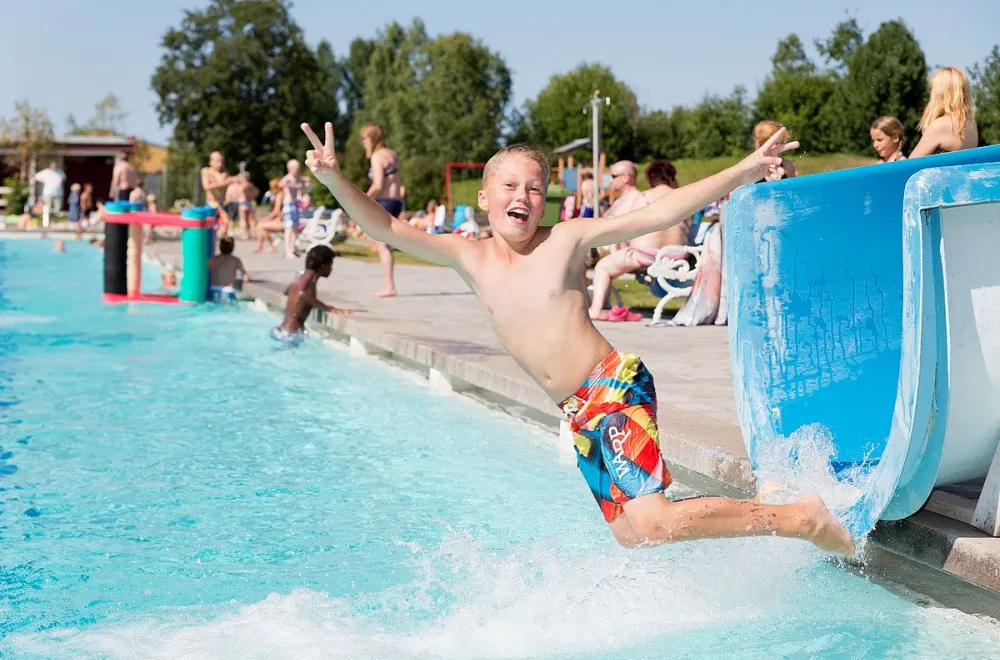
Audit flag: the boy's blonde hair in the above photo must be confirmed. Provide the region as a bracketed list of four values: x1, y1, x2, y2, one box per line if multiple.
[920, 67, 974, 139]
[70, 182, 81, 192]
[482, 145, 550, 188]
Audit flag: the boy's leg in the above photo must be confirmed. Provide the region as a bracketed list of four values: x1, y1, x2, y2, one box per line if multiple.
[608, 515, 644, 548]
[619, 491, 854, 555]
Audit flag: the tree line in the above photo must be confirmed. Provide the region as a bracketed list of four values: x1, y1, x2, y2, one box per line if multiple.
[145, 1, 1000, 207]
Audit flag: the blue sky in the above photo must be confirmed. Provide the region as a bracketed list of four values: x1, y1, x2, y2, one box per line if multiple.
[2, 0, 998, 145]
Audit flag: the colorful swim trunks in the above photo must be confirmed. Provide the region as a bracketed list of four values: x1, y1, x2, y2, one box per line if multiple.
[559, 350, 672, 522]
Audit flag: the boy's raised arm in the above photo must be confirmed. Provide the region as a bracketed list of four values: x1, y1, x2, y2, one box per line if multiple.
[570, 129, 799, 251]
[301, 122, 467, 269]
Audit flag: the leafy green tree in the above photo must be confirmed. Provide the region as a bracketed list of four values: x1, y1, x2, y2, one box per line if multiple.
[521, 64, 639, 160]
[815, 19, 864, 74]
[755, 71, 839, 153]
[755, 36, 839, 153]
[971, 46, 1000, 145]
[0, 100, 54, 179]
[772, 34, 815, 75]
[417, 33, 512, 163]
[404, 155, 446, 210]
[151, 0, 336, 193]
[684, 87, 753, 158]
[354, 20, 430, 160]
[162, 141, 201, 207]
[634, 108, 690, 161]
[339, 38, 374, 129]
[830, 20, 928, 153]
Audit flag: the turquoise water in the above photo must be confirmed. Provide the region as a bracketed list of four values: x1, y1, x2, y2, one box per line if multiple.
[1, 238, 999, 659]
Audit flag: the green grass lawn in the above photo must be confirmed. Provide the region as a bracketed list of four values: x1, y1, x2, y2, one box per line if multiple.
[612, 277, 685, 314]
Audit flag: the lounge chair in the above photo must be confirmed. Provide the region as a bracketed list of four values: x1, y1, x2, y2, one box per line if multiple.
[294, 207, 348, 251]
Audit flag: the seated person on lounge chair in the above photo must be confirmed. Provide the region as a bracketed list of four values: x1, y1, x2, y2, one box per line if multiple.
[588, 160, 686, 321]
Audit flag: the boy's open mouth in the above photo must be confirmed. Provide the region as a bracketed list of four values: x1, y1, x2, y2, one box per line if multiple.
[507, 210, 529, 222]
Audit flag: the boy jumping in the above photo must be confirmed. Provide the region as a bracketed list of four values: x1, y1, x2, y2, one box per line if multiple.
[301, 121, 854, 555]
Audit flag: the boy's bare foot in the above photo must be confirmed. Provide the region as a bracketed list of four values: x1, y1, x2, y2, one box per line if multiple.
[800, 494, 855, 556]
[373, 288, 397, 298]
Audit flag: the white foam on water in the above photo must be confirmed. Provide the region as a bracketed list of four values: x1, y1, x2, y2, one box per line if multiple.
[10, 531, 832, 660]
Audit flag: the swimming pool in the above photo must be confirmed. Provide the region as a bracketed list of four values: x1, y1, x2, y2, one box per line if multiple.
[2, 238, 1000, 659]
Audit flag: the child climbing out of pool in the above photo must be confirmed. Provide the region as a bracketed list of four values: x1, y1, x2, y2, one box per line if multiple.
[272, 245, 352, 344]
[301, 121, 855, 556]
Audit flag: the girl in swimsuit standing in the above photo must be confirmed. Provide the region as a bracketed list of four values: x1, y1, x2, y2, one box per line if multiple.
[361, 123, 404, 298]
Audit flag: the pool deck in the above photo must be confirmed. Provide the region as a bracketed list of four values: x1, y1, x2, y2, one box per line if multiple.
[13, 228, 998, 598]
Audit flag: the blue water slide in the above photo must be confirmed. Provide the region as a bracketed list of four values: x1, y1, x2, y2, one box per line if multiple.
[725, 146, 1000, 536]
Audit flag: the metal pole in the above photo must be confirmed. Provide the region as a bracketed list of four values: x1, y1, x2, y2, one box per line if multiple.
[591, 91, 601, 219]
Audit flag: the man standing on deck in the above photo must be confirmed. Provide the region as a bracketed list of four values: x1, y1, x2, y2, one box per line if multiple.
[201, 151, 238, 237]
[109, 152, 138, 202]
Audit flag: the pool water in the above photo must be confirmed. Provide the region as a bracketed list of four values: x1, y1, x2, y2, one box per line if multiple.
[1, 239, 1000, 659]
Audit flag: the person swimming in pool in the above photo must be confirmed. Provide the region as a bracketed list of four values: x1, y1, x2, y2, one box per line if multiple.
[272, 245, 352, 344]
[302, 119, 854, 555]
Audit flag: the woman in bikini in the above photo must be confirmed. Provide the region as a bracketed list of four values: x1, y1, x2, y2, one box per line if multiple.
[361, 123, 404, 298]
[909, 67, 978, 159]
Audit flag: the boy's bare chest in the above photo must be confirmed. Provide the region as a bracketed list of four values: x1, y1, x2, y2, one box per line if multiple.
[466, 252, 580, 322]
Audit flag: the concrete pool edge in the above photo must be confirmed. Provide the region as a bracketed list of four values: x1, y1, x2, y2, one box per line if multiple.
[134, 245, 1000, 598]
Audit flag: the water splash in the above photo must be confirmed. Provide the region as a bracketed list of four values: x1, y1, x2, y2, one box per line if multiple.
[9, 531, 847, 660]
[752, 423, 879, 547]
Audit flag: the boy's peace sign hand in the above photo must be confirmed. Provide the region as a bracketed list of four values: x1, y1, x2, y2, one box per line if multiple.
[737, 127, 800, 185]
[301, 122, 340, 186]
